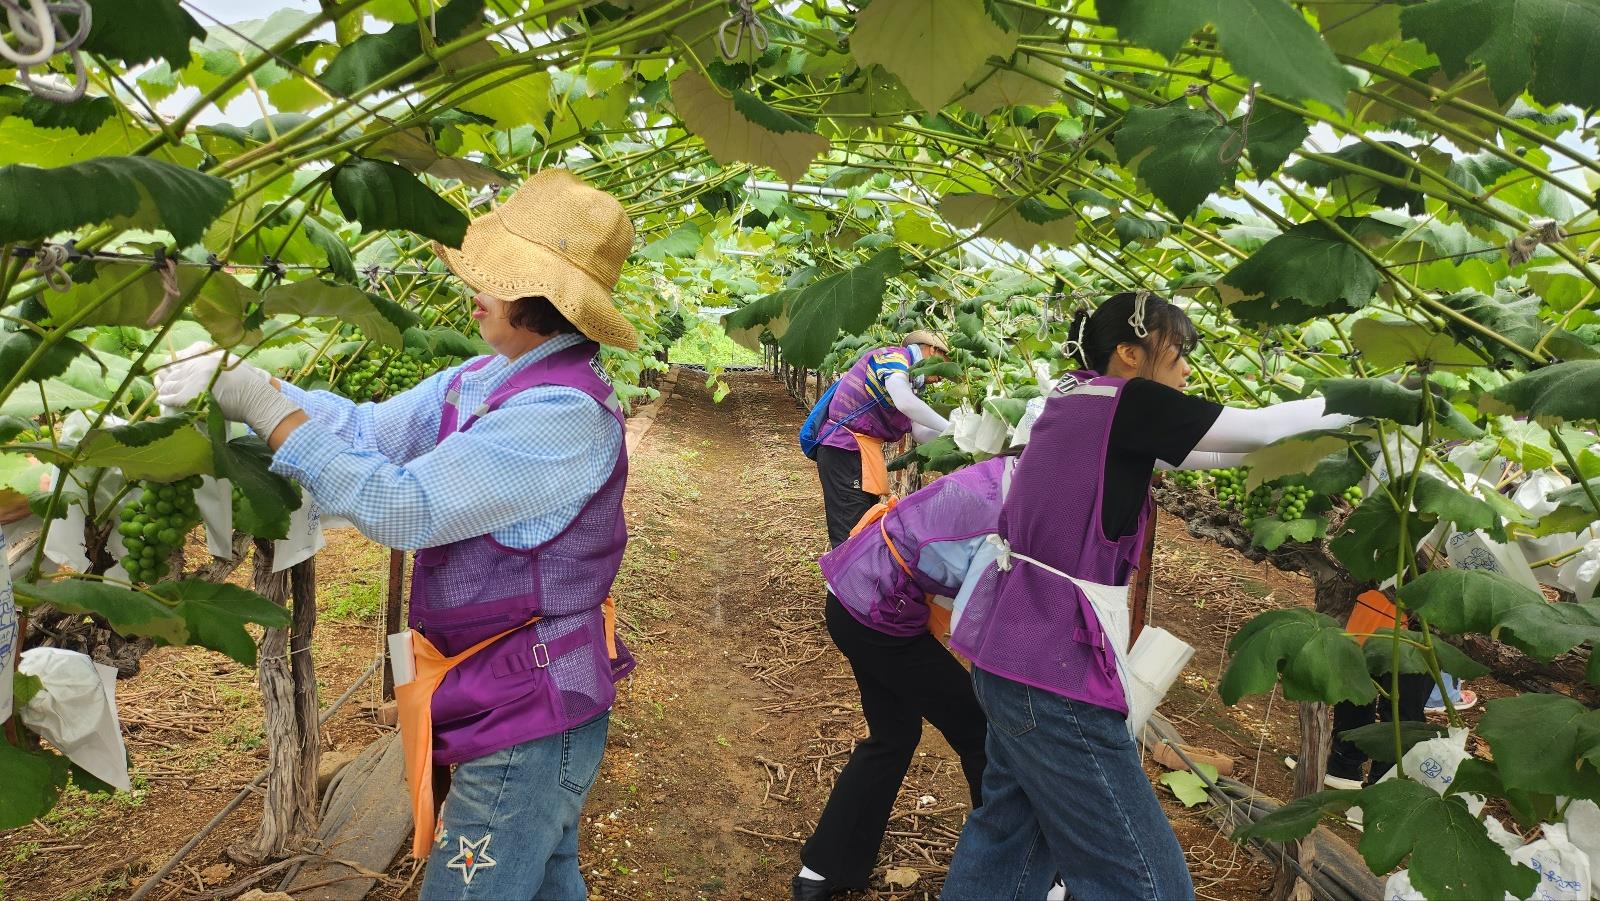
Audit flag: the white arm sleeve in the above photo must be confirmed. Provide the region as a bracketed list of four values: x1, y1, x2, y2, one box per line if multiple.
[1157, 450, 1249, 472]
[1192, 397, 1358, 455]
[910, 421, 944, 444]
[885, 371, 951, 434]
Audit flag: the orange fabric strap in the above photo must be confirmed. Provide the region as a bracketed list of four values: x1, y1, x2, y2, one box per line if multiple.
[878, 514, 914, 579]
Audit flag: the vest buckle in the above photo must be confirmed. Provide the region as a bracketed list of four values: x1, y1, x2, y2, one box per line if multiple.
[531, 642, 550, 668]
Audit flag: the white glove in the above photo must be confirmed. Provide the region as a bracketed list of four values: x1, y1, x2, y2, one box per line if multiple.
[154, 348, 299, 438]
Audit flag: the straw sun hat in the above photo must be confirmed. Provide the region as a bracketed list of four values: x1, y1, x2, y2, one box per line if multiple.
[433, 169, 639, 350]
[903, 329, 950, 354]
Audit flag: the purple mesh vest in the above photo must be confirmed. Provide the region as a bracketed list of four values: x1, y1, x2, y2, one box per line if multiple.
[819, 346, 915, 452]
[950, 375, 1149, 714]
[410, 343, 635, 764]
[819, 457, 1009, 636]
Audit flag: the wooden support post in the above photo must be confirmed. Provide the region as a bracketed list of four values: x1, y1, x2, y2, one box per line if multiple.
[289, 557, 320, 832]
[232, 541, 314, 865]
[1273, 702, 1331, 901]
[381, 549, 405, 701]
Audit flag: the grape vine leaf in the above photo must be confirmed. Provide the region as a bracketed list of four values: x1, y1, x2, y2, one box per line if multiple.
[672, 71, 830, 184]
[0, 157, 232, 246]
[0, 742, 70, 830]
[0, 331, 98, 394]
[1115, 102, 1307, 220]
[1243, 430, 1356, 489]
[331, 158, 469, 248]
[1115, 106, 1234, 220]
[1354, 779, 1539, 901]
[1350, 319, 1485, 369]
[1400, 0, 1600, 109]
[1319, 0, 1404, 55]
[65, 423, 215, 482]
[638, 222, 703, 261]
[1098, 0, 1356, 109]
[1231, 788, 1362, 842]
[1483, 360, 1600, 425]
[1250, 516, 1322, 551]
[1396, 568, 1546, 635]
[1493, 600, 1600, 661]
[780, 250, 902, 368]
[1329, 490, 1402, 582]
[76, 0, 205, 69]
[261, 279, 418, 350]
[723, 290, 793, 352]
[208, 406, 301, 540]
[849, 0, 1017, 113]
[320, 0, 484, 96]
[1413, 473, 1505, 540]
[1220, 219, 1395, 323]
[1220, 608, 1376, 705]
[1285, 142, 1424, 213]
[1478, 694, 1600, 800]
[1448, 758, 1560, 829]
[403, 326, 486, 359]
[43, 263, 255, 347]
[1319, 377, 1426, 425]
[960, 52, 1065, 116]
[1361, 628, 1490, 679]
[14, 577, 188, 644]
[1159, 763, 1218, 807]
[1338, 721, 1448, 763]
[938, 194, 1078, 250]
[147, 580, 289, 667]
[0, 90, 118, 135]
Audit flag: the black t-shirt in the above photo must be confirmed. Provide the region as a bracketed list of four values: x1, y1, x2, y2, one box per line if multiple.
[1100, 378, 1224, 540]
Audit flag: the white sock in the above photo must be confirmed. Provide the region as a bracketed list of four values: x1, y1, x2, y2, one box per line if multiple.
[798, 866, 826, 882]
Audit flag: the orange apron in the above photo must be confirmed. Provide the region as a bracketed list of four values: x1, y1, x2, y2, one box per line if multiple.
[852, 432, 891, 497]
[396, 617, 539, 859]
[1344, 589, 1397, 646]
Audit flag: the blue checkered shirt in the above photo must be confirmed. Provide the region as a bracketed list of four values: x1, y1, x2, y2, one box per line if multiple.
[270, 333, 622, 551]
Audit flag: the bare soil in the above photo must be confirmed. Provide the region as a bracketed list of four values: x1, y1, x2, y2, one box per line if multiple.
[9, 367, 1496, 901]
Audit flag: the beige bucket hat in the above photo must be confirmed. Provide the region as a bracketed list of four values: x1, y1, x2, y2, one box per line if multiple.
[433, 169, 639, 350]
[903, 329, 950, 354]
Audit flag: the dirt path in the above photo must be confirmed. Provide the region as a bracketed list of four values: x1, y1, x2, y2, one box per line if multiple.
[567, 370, 977, 900]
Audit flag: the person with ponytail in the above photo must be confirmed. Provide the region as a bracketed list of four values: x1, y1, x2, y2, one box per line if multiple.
[942, 292, 1357, 901]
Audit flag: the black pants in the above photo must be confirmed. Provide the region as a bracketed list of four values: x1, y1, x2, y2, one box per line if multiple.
[801, 595, 989, 887]
[1328, 671, 1433, 782]
[816, 445, 876, 548]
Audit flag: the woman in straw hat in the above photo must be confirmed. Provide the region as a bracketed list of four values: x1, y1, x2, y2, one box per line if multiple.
[156, 169, 639, 900]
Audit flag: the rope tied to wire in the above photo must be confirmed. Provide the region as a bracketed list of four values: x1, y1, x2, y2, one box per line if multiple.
[1507, 218, 1567, 266]
[718, 0, 768, 60]
[29, 241, 73, 292]
[1129, 290, 1151, 338]
[1, 0, 92, 104]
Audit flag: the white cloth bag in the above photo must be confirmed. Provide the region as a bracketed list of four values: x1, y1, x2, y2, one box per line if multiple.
[18, 647, 130, 790]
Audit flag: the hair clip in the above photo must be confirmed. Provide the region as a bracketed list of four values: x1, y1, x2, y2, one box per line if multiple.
[1129, 290, 1151, 338]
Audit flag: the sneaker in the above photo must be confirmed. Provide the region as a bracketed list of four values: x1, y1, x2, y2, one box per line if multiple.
[1425, 688, 1477, 715]
[1284, 756, 1364, 790]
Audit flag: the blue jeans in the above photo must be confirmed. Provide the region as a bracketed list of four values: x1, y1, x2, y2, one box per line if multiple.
[1426, 672, 1461, 709]
[943, 669, 1194, 901]
[421, 713, 609, 900]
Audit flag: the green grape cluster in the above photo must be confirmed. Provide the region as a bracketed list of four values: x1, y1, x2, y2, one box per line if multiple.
[1208, 468, 1248, 509]
[339, 354, 439, 400]
[1169, 469, 1203, 488]
[118, 475, 203, 584]
[1342, 485, 1364, 504]
[1240, 484, 1277, 528]
[1279, 484, 1314, 521]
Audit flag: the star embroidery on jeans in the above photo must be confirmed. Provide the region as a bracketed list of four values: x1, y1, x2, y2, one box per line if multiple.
[446, 833, 496, 885]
